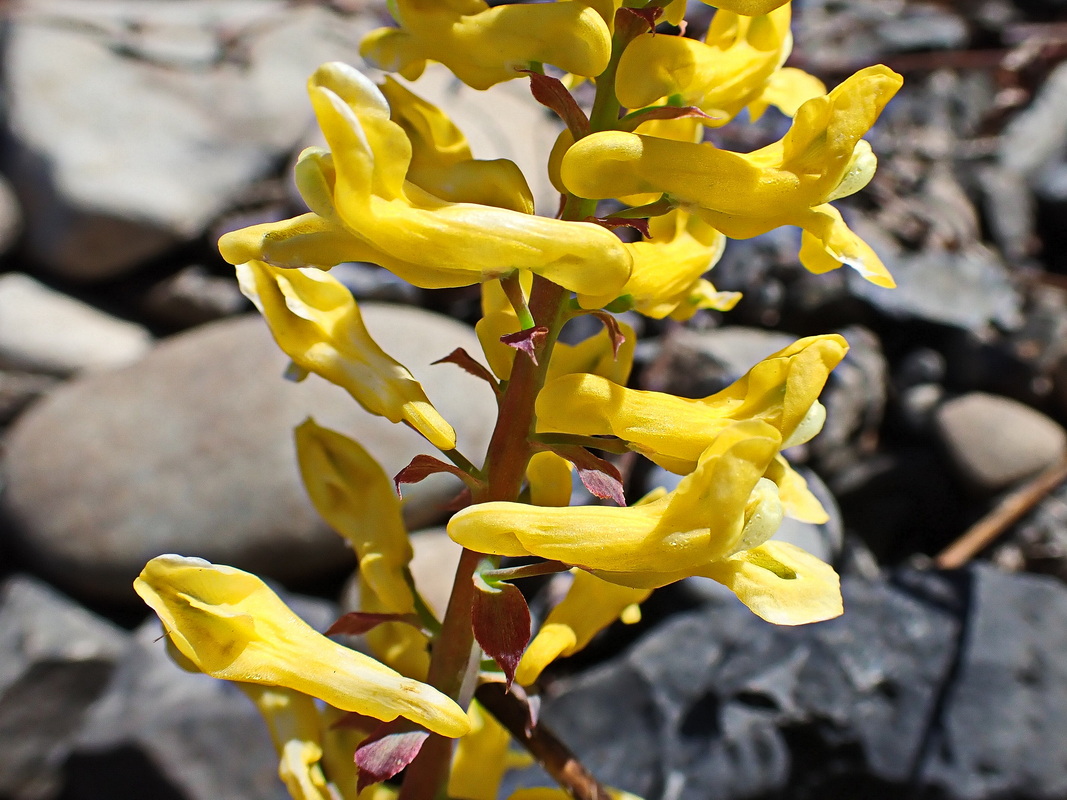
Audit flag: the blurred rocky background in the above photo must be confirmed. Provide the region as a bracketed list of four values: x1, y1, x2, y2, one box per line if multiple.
[4, 0, 1067, 798]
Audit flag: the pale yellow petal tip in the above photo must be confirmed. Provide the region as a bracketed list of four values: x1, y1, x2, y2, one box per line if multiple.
[701, 542, 843, 626]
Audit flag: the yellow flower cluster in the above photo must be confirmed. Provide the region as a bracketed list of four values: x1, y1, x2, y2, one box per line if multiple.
[136, 1, 902, 797]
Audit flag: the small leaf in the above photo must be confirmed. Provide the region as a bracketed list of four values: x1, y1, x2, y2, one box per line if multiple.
[619, 105, 715, 132]
[395, 454, 481, 495]
[355, 725, 429, 793]
[620, 6, 662, 31]
[544, 444, 626, 506]
[432, 348, 500, 392]
[519, 70, 590, 139]
[472, 575, 532, 691]
[583, 215, 652, 238]
[326, 611, 424, 637]
[501, 326, 549, 366]
[587, 311, 626, 357]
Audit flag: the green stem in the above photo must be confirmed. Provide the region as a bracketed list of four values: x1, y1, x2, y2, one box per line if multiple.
[483, 560, 572, 582]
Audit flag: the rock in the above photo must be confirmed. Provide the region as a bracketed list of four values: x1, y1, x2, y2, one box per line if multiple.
[808, 325, 887, 477]
[141, 265, 250, 330]
[0, 305, 496, 603]
[0, 371, 58, 427]
[846, 244, 1023, 334]
[917, 567, 1067, 800]
[0, 174, 23, 258]
[1000, 60, 1067, 181]
[0, 273, 154, 376]
[3, 1, 379, 280]
[876, 7, 968, 52]
[542, 565, 1067, 800]
[934, 392, 1067, 492]
[0, 575, 128, 800]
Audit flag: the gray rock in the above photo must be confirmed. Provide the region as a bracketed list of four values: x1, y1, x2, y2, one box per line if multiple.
[0, 305, 496, 603]
[543, 565, 1067, 800]
[0, 575, 128, 800]
[0, 174, 24, 258]
[3, 1, 378, 280]
[141, 265, 251, 330]
[808, 325, 887, 477]
[846, 244, 1023, 334]
[935, 392, 1067, 492]
[0, 371, 58, 427]
[0, 273, 154, 376]
[1000, 60, 1067, 180]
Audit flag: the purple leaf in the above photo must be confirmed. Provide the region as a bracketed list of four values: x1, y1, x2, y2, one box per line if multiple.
[326, 612, 423, 637]
[545, 444, 626, 506]
[472, 576, 532, 691]
[583, 215, 652, 238]
[518, 70, 590, 139]
[395, 454, 480, 495]
[355, 726, 429, 793]
[587, 311, 627, 358]
[501, 326, 549, 366]
[432, 348, 499, 390]
[619, 105, 715, 133]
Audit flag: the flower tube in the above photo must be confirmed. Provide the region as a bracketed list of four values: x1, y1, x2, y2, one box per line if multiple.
[135, 555, 470, 738]
[237, 260, 457, 451]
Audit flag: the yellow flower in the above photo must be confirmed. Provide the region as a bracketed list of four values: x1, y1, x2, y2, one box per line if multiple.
[448, 421, 782, 584]
[448, 422, 841, 624]
[560, 65, 903, 287]
[516, 570, 650, 686]
[135, 555, 470, 738]
[237, 260, 457, 451]
[616, 7, 793, 126]
[622, 209, 740, 320]
[294, 419, 415, 613]
[223, 63, 631, 299]
[536, 334, 848, 474]
[360, 1, 612, 90]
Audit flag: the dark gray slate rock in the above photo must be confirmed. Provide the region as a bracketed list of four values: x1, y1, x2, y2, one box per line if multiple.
[0, 576, 128, 800]
[0, 306, 496, 603]
[542, 565, 1067, 800]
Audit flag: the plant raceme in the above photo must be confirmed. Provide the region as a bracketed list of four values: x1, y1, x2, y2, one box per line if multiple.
[137, 2, 902, 798]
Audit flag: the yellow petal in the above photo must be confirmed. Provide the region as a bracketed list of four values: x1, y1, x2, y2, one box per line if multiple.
[380, 77, 535, 213]
[697, 0, 791, 15]
[361, 1, 612, 91]
[295, 419, 415, 612]
[236, 260, 457, 451]
[747, 66, 827, 120]
[135, 555, 470, 738]
[535, 334, 848, 474]
[360, 578, 431, 681]
[797, 204, 896, 288]
[516, 570, 650, 685]
[448, 701, 513, 800]
[308, 63, 632, 297]
[764, 455, 829, 524]
[616, 7, 792, 126]
[526, 450, 574, 508]
[560, 65, 903, 241]
[623, 210, 728, 319]
[698, 540, 843, 624]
